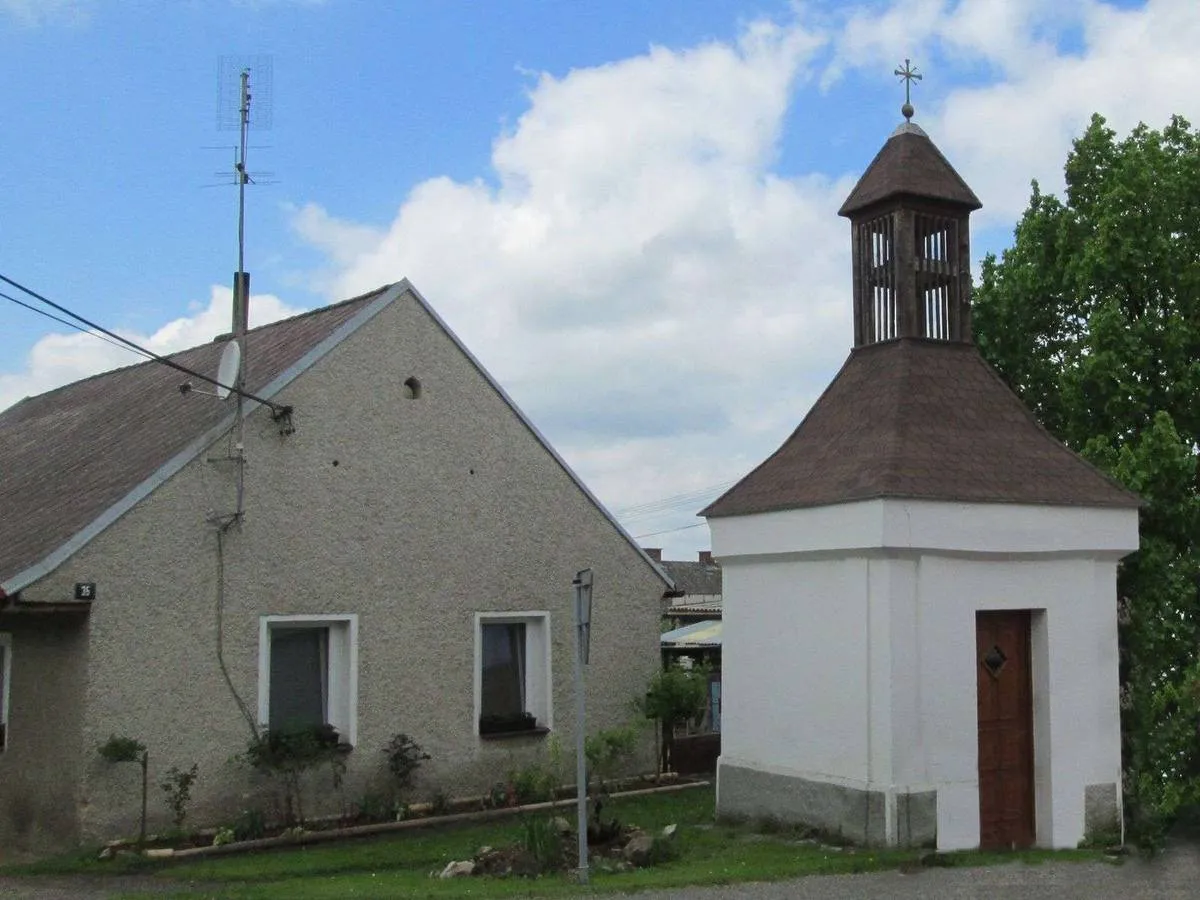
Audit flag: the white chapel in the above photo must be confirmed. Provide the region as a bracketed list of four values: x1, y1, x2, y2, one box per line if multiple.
[703, 105, 1141, 851]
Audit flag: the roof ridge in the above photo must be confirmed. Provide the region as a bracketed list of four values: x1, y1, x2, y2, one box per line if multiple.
[1, 284, 396, 416]
[211, 283, 396, 342]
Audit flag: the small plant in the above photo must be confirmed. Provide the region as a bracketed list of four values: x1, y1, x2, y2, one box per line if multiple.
[212, 826, 235, 847]
[508, 762, 556, 804]
[585, 723, 641, 797]
[97, 735, 146, 764]
[97, 734, 149, 846]
[355, 792, 394, 823]
[159, 763, 199, 830]
[383, 733, 430, 799]
[486, 781, 512, 809]
[518, 815, 564, 873]
[431, 790, 451, 816]
[646, 832, 682, 865]
[230, 807, 266, 842]
[243, 725, 344, 825]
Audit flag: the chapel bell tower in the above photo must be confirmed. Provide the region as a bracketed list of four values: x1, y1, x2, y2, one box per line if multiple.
[837, 63, 981, 347]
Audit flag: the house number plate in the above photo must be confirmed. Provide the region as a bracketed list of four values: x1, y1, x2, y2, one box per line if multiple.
[75, 582, 96, 600]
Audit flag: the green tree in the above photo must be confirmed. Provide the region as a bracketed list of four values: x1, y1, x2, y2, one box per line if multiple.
[974, 113, 1200, 840]
[639, 664, 710, 774]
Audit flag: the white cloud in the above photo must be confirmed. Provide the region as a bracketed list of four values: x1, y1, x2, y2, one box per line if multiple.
[0, 0, 89, 26]
[11, 2, 1191, 561]
[287, 2, 1200, 559]
[292, 17, 849, 557]
[933, 0, 1200, 224]
[828, 0, 1200, 225]
[0, 287, 305, 412]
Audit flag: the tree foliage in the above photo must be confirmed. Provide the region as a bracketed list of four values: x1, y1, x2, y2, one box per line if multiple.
[639, 663, 710, 773]
[974, 113, 1200, 837]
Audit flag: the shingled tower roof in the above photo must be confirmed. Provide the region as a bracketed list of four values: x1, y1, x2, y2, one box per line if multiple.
[703, 114, 1138, 520]
[701, 340, 1139, 517]
[838, 122, 981, 217]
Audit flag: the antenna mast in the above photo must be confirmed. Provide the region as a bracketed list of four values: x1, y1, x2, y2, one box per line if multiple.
[234, 68, 251, 339]
[217, 55, 274, 520]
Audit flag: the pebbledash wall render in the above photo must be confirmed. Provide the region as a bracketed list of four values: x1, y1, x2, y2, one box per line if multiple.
[0, 281, 671, 850]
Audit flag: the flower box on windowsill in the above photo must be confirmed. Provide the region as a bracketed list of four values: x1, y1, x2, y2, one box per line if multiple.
[478, 712, 546, 739]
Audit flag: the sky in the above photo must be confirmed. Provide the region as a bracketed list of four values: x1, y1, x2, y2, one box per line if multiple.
[2, 0, 1197, 561]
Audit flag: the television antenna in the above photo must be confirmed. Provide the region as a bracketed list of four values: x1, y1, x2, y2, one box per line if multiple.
[216, 56, 278, 520]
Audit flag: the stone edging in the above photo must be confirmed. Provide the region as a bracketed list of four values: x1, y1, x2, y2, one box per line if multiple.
[159, 780, 710, 860]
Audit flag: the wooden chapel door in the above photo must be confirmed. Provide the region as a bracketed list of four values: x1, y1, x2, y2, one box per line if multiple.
[976, 610, 1035, 849]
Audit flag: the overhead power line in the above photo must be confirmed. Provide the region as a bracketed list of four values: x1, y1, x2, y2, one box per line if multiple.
[1, 289, 155, 361]
[613, 479, 738, 520]
[0, 272, 289, 417]
[634, 522, 707, 540]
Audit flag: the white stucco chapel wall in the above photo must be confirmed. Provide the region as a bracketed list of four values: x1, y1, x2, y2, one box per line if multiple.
[711, 498, 1138, 851]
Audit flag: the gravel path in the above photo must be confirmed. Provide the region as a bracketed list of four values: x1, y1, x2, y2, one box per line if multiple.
[0, 841, 1196, 898]
[617, 839, 1200, 900]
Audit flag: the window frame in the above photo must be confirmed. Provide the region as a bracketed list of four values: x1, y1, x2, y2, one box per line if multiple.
[474, 611, 552, 737]
[0, 633, 10, 752]
[257, 615, 358, 746]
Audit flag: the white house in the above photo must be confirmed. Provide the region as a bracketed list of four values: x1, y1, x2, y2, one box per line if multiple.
[703, 115, 1140, 851]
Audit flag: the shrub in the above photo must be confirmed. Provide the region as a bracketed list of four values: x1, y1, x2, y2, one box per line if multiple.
[243, 725, 345, 825]
[98, 734, 149, 845]
[508, 762, 556, 804]
[98, 735, 146, 764]
[431, 790, 450, 815]
[230, 807, 266, 842]
[355, 792, 393, 823]
[159, 763, 199, 830]
[585, 724, 641, 796]
[382, 733, 430, 799]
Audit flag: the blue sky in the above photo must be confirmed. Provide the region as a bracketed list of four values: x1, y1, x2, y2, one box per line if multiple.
[1, 0, 1195, 557]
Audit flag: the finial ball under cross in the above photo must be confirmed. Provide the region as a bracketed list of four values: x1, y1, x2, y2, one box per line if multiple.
[894, 58, 922, 121]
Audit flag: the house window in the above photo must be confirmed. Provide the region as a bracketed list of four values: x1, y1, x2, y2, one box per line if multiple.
[0, 633, 10, 752]
[476, 613, 551, 736]
[258, 615, 358, 746]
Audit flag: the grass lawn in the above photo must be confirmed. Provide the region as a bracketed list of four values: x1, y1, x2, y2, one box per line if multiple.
[4, 785, 1107, 899]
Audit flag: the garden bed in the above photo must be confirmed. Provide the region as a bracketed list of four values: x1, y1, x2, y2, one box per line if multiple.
[104, 775, 707, 861]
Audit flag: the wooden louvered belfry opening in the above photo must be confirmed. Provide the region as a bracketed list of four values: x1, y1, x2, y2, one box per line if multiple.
[851, 204, 972, 347]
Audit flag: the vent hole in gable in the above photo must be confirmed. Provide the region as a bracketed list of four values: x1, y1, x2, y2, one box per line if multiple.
[403, 376, 422, 400]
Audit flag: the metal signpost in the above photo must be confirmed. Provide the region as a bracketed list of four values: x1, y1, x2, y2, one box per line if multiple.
[572, 568, 593, 884]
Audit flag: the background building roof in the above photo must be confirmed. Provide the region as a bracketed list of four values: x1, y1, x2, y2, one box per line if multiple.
[660, 559, 722, 597]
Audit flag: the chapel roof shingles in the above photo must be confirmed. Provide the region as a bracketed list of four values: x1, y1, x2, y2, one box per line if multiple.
[0, 287, 389, 588]
[702, 339, 1140, 518]
[837, 124, 982, 217]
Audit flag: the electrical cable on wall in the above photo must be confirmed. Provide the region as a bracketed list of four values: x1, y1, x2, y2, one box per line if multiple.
[215, 524, 260, 740]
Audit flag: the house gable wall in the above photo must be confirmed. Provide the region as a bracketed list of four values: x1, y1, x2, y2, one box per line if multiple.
[15, 288, 664, 843]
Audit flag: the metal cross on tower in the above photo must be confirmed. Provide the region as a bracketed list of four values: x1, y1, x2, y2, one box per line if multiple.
[894, 58, 922, 121]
